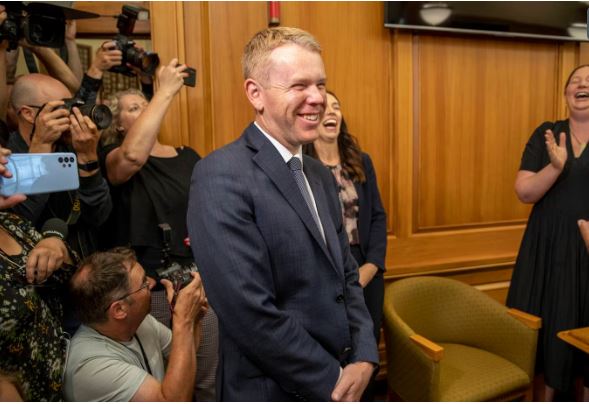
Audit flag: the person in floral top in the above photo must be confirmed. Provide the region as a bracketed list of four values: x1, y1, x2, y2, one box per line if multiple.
[0, 211, 77, 401]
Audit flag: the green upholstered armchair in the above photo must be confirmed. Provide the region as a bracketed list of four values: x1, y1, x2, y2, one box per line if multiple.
[383, 276, 541, 402]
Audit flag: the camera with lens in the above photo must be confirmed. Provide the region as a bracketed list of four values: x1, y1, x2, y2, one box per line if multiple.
[155, 223, 198, 290]
[156, 261, 198, 290]
[109, 5, 160, 77]
[0, 2, 98, 51]
[59, 98, 113, 130]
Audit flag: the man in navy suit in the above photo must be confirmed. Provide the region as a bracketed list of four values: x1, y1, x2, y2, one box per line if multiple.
[187, 27, 378, 401]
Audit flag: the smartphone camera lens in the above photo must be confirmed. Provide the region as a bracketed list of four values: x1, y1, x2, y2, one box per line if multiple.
[58, 157, 63, 163]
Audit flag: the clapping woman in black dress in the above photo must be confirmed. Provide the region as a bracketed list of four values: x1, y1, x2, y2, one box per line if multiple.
[304, 90, 387, 401]
[508, 65, 589, 401]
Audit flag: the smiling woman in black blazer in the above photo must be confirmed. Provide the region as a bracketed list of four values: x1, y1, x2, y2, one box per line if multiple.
[304, 91, 387, 399]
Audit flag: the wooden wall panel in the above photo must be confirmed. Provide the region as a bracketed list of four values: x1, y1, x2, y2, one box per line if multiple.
[207, 2, 267, 150]
[416, 36, 558, 230]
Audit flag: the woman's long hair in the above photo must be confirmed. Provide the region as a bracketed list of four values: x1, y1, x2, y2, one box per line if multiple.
[304, 91, 366, 183]
[101, 88, 146, 146]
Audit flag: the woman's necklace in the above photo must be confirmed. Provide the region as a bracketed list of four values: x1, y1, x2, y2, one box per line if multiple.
[571, 129, 587, 156]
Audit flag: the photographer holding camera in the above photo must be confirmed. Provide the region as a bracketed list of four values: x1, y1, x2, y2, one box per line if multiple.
[98, 57, 217, 401]
[7, 73, 112, 259]
[64, 248, 206, 401]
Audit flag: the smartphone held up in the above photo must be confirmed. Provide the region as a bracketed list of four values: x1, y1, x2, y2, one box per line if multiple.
[0, 153, 79, 197]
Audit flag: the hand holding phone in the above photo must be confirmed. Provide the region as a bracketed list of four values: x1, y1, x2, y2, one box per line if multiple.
[0, 148, 26, 208]
[0, 153, 79, 197]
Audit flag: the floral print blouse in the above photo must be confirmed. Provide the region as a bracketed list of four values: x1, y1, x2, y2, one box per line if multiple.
[0, 212, 76, 401]
[326, 164, 360, 245]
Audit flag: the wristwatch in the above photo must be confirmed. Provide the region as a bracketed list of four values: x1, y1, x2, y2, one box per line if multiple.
[77, 160, 99, 172]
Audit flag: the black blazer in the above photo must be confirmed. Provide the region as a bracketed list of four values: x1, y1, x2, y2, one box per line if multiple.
[354, 153, 387, 271]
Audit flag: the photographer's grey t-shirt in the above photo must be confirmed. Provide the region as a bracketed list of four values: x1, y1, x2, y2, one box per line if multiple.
[63, 315, 172, 401]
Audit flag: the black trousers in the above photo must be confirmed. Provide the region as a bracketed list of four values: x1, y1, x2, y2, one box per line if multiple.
[350, 245, 384, 401]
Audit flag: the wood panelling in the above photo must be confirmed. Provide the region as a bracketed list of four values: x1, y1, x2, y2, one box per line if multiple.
[207, 2, 267, 150]
[75, 2, 151, 36]
[416, 35, 557, 229]
[147, 2, 585, 303]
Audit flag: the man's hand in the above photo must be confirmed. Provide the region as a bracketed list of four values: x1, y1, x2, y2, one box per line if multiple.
[29, 101, 70, 153]
[161, 272, 206, 327]
[70, 107, 100, 170]
[26, 236, 68, 284]
[579, 219, 589, 253]
[331, 361, 374, 402]
[87, 41, 122, 79]
[0, 147, 26, 209]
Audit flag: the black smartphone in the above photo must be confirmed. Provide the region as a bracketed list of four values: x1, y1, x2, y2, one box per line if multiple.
[183, 67, 197, 87]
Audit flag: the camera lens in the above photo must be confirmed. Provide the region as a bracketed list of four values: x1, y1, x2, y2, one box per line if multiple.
[89, 105, 113, 130]
[140, 52, 160, 76]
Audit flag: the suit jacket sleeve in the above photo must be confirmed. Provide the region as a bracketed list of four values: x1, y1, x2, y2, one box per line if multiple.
[187, 155, 341, 401]
[362, 153, 387, 271]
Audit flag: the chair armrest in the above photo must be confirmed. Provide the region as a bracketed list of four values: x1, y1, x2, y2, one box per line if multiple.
[410, 334, 444, 362]
[507, 308, 541, 330]
[384, 303, 441, 401]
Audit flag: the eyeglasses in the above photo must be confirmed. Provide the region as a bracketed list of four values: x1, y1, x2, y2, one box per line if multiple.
[16, 104, 44, 116]
[103, 280, 150, 312]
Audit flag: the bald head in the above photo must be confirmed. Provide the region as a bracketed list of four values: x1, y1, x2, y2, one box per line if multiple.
[10, 73, 72, 111]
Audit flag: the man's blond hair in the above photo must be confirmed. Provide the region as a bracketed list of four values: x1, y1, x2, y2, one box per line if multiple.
[242, 27, 321, 82]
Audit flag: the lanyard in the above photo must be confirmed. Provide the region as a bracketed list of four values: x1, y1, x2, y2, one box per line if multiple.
[117, 334, 153, 375]
[134, 335, 153, 375]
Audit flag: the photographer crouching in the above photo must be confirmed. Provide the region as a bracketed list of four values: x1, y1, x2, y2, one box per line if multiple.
[64, 248, 207, 401]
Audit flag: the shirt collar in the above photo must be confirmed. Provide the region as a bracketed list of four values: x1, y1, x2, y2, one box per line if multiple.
[254, 121, 303, 167]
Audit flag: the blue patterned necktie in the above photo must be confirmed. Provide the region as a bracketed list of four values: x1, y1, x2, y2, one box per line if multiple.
[287, 157, 325, 243]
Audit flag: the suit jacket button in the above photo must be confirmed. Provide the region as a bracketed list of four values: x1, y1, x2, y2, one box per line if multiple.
[336, 294, 344, 303]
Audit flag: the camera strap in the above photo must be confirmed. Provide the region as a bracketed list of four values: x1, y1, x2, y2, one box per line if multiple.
[23, 48, 39, 74]
[66, 194, 81, 226]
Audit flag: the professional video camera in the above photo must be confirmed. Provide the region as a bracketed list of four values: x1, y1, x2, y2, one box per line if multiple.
[155, 223, 198, 291]
[0, 2, 98, 51]
[109, 5, 160, 77]
[59, 98, 113, 130]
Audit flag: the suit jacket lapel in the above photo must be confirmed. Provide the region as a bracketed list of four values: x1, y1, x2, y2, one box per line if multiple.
[306, 172, 342, 275]
[245, 125, 337, 270]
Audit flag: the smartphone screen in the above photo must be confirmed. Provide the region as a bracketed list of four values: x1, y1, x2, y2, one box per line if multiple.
[0, 153, 80, 196]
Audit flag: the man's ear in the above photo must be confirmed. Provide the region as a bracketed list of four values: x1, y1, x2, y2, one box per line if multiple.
[18, 106, 37, 125]
[244, 78, 264, 113]
[109, 301, 129, 320]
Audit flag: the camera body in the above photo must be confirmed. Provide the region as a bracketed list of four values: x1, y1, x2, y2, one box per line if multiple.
[59, 98, 113, 130]
[156, 223, 197, 290]
[156, 261, 198, 290]
[109, 6, 160, 77]
[0, 2, 65, 51]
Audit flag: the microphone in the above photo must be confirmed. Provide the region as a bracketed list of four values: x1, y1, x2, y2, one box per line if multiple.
[41, 218, 69, 240]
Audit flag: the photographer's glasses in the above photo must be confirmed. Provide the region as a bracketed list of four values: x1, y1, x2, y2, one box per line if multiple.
[103, 279, 150, 312]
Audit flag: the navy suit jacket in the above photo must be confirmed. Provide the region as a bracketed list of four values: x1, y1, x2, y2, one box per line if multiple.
[355, 153, 387, 270]
[187, 123, 378, 401]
